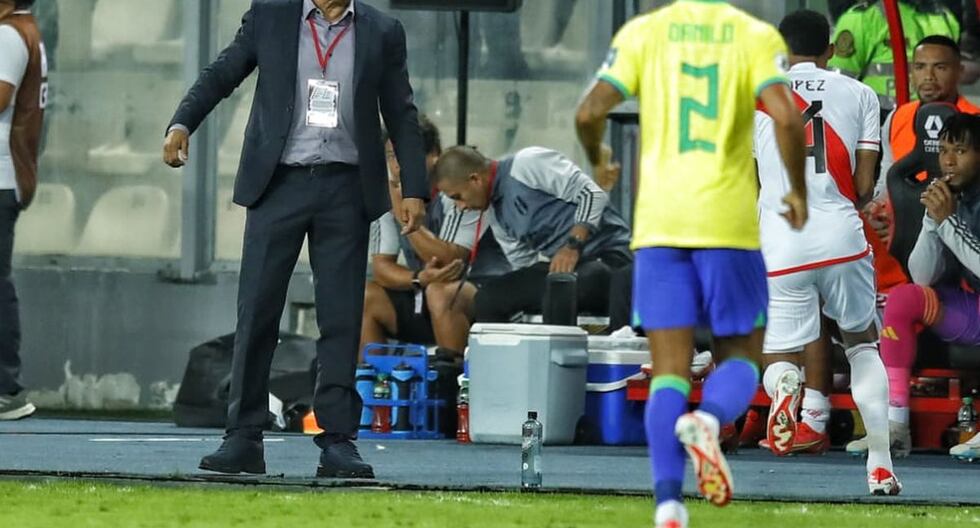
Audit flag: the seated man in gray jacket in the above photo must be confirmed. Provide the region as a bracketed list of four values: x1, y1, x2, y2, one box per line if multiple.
[877, 113, 980, 458]
[433, 145, 632, 323]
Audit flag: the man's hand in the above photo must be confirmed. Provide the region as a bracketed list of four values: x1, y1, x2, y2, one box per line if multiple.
[163, 128, 190, 168]
[861, 200, 891, 244]
[593, 144, 621, 192]
[418, 257, 463, 286]
[921, 178, 957, 224]
[781, 190, 808, 230]
[400, 197, 426, 234]
[550, 246, 581, 274]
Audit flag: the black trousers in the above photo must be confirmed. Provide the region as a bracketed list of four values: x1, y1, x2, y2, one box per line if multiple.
[474, 254, 631, 323]
[0, 190, 20, 396]
[227, 165, 369, 442]
[608, 262, 634, 331]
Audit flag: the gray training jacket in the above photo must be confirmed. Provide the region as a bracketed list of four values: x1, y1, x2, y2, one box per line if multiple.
[908, 185, 980, 292]
[488, 147, 632, 270]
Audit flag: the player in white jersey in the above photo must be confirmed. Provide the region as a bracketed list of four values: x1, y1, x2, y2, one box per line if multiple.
[754, 10, 901, 496]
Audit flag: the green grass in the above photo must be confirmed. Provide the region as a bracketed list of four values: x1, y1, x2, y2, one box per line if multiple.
[0, 480, 975, 527]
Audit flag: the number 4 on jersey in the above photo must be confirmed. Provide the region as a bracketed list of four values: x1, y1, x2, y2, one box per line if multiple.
[802, 100, 826, 173]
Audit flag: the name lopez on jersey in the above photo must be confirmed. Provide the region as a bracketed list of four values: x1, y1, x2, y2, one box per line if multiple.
[793, 79, 826, 92]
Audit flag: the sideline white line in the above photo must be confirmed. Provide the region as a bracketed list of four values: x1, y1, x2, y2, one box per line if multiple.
[88, 438, 286, 443]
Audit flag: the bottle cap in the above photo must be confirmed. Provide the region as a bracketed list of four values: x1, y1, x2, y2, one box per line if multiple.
[528, 411, 537, 420]
[391, 363, 415, 382]
[965, 397, 974, 405]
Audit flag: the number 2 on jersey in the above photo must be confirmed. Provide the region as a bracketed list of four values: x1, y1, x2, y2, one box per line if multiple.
[679, 63, 718, 154]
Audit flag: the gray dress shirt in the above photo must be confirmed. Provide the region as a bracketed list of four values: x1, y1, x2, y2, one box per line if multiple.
[170, 1, 360, 167]
[281, 0, 359, 166]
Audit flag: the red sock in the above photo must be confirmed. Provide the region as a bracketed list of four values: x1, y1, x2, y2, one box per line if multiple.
[880, 284, 939, 408]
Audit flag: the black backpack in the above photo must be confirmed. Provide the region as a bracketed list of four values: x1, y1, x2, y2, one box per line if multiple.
[173, 333, 317, 430]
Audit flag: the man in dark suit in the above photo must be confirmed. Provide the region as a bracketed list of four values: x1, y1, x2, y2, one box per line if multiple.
[162, 0, 427, 479]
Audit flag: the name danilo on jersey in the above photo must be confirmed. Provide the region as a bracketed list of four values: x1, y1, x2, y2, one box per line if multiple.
[668, 23, 734, 44]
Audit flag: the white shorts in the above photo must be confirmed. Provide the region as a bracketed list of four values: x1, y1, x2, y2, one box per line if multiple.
[763, 254, 877, 353]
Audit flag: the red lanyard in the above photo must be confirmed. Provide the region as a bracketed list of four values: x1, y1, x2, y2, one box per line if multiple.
[307, 16, 352, 76]
[467, 162, 497, 265]
[468, 213, 484, 265]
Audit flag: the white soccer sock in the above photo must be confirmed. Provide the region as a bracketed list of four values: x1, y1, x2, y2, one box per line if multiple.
[888, 405, 910, 425]
[763, 361, 800, 398]
[655, 500, 688, 527]
[801, 388, 831, 434]
[846, 342, 893, 473]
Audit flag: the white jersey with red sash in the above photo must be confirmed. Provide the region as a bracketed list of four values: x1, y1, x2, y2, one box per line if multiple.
[755, 62, 879, 276]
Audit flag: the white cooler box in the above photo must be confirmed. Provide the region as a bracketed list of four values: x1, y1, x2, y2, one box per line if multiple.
[468, 323, 588, 445]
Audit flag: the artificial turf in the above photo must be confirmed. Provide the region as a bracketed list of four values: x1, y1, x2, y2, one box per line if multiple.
[0, 480, 974, 527]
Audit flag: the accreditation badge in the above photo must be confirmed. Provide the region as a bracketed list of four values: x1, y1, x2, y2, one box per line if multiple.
[306, 79, 340, 128]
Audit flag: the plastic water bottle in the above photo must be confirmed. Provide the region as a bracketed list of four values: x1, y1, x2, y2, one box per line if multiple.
[391, 363, 415, 432]
[521, 411, 542, 489]
[456, 375, 470, 443]
[355, 363, 376, 430]
[958, 397, 977, 444]
[371, 374, 392, 434]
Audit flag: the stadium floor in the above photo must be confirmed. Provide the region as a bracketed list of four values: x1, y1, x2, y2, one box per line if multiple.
[0, 418, 976, 505]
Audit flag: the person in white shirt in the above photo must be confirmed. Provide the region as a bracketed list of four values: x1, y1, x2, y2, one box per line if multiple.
[0, 0, 43, 421]
[754, 9, 900, 496]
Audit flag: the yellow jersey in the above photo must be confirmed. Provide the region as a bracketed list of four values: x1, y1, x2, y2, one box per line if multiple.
[598, 0, 789, 249]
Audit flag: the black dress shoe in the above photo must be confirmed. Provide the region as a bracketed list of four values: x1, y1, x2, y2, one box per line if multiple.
[316, 439, 375, 479]
[199, 435, 266, 474]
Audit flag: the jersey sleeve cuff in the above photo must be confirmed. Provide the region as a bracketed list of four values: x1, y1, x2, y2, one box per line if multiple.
[856, 140, 881, 152]
[597, 73, 632, 99]
[754, 76, 789, 98]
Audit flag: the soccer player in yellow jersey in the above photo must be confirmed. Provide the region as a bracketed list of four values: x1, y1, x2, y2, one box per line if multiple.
[575, 2, 808, 526]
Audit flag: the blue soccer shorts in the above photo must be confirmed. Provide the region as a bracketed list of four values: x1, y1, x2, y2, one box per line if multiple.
[632, 247, 768, 337]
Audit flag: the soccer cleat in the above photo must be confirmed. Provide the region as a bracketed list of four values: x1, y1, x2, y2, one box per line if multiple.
[790, 422, 829, 454]
[675, 412, 734, 507]
[845, 420, 912, 458]
[766, 369, 802, 456]
[950, 432, 980, 462]
[654, 500, 688, 528]
[720, 423, 739, 454]
[758, 422, 829, 455]
[845, 436, 868, 457]
[739, 408, 765, 448]
[868, 467, 902, 496]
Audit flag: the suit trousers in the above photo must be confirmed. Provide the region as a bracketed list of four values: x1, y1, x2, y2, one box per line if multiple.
[226, 164, 369, 440]
[0, 190, 21, 396]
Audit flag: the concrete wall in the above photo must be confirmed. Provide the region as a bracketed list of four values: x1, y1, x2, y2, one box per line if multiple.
[11, 262, 315, 410]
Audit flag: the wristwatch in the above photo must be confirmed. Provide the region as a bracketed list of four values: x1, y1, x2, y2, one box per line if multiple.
[565, 235, 586, 252]
[411, 269, 423, 290]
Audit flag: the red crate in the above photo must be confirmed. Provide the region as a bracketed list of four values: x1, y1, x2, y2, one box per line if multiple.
[625, 368, 969, 449]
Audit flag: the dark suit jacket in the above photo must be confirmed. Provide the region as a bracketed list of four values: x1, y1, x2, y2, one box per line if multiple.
[167, 0, 427, 220]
